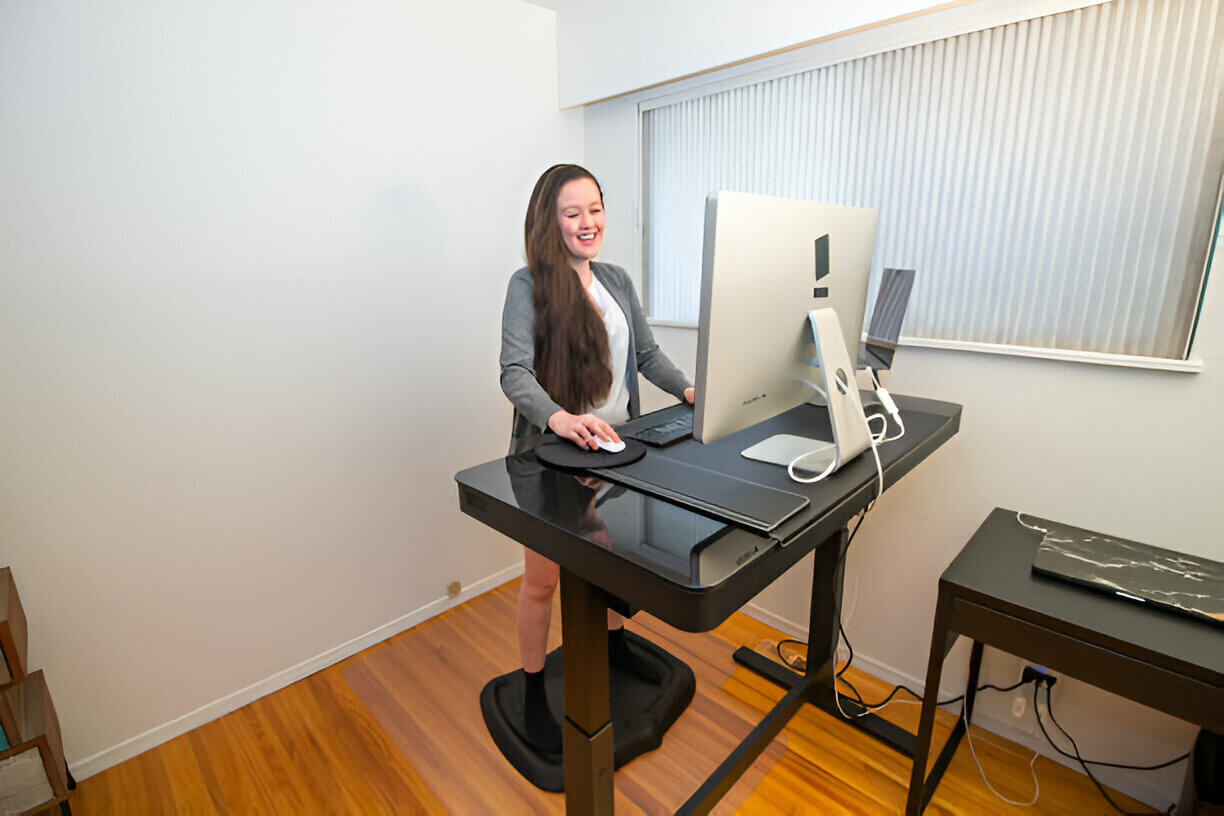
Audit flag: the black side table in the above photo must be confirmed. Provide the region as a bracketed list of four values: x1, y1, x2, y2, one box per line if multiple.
[906, 508, 1224, 815]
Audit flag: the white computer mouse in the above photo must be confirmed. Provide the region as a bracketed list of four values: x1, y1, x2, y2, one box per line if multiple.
[594, 437, 626, 453]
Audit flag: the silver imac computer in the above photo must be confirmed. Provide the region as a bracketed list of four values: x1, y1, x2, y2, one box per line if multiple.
[693, 191, 878, 452]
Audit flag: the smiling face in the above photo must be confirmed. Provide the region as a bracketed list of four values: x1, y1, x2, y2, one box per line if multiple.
[555, 177, 605, 265]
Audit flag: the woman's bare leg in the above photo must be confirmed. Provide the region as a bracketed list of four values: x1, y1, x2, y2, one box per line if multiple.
[519, 548, 626, 673]
[518, 547, 560, 672]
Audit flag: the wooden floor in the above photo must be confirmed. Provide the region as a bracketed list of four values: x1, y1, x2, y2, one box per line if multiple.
[69, 580, 1152, 814]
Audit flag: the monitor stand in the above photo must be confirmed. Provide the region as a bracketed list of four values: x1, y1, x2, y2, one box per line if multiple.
[740, 308, 870, 475]
[741, 434, 835, 471]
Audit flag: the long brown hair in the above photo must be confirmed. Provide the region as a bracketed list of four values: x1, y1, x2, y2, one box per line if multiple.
[524, 164, 612, 414]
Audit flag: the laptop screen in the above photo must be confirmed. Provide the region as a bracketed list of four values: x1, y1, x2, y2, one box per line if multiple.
[859, 267, 916, 371]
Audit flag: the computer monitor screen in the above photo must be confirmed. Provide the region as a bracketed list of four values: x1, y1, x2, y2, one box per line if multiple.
[693, 191, 878, 445]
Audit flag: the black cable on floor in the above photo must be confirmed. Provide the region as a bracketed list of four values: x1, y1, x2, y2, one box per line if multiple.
[1031, 683, 1190, 772]
[847, 675, 1030, 711]
[775, 638, 807, 666]
[830, 615, 1029, 710]
[1034, 684, 1175, 816]
[778, 511, 1028, 714]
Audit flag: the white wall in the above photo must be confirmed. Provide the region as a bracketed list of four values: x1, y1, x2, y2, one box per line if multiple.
[554, 0, 1109, 107]
[0, 0, 579, 776]
[583, 1, 1221, 808]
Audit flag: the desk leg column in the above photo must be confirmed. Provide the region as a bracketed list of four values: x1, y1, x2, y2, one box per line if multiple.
[963, 640, 984, 722]
[906, 591, 957, 816]
[731, 527, 847, 696]
[806, 527, 848, 687]
[559, 568, 614, 816]
[800, 529, 916, 757]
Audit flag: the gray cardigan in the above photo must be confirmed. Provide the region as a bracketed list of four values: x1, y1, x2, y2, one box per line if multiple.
[500, 262, 692, 454]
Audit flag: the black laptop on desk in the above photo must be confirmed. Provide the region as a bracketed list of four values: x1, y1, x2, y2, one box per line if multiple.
[1030, 521, 1224, 627]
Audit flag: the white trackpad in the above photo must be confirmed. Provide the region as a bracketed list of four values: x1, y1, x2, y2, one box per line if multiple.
[741, 434, 835, 472]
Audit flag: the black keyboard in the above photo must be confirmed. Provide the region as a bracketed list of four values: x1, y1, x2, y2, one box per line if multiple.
[631, 413, 693, 447]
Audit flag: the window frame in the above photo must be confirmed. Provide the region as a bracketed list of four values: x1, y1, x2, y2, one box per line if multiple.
[629, 0, 1220, 373]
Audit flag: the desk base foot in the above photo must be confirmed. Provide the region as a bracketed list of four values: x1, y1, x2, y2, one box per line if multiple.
[678, 671, 810, 816]
[734, 645, 965, 816]
[732, 647, 918, 756]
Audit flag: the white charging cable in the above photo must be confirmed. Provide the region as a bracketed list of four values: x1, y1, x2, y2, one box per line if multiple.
[963, 703, 1042, 807]
[831, 676, 1042, 808]
[788, 376, 885, 507]
[787, 447, 840, 484]
[787, 377, 844, 485]
[862, 409, 884, 509]
[797, 375, 826, 402]
[866, 367, 906, 443]
[1016, 512, 1051, 534]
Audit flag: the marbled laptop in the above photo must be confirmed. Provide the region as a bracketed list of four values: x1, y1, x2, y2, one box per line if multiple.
[1030, 521, 1224, 627]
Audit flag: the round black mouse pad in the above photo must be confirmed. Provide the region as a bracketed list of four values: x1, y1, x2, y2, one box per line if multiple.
[533, 435, 646, 469]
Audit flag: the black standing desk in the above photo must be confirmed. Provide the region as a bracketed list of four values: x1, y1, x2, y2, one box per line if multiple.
[456, 395, 961, 814]
[907, 508, 1224, 815]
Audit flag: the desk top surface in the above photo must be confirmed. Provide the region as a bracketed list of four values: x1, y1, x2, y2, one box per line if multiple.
[945, 508, 1224, 687]
[456, 394, 960, 631]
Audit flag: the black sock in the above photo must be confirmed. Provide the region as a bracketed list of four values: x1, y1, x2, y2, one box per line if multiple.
[609, 627, 662, 683]
[523, 669, 562, 754]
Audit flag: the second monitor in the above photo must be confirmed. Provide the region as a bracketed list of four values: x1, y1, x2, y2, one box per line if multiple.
[693, 191, 878, 444]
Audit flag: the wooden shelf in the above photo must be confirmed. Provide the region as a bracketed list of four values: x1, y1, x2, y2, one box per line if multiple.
[0, 671, 68, 815]
[0, 568, 28, 684]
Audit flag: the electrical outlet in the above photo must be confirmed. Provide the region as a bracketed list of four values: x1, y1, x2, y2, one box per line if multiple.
[1021, 663, 1062, 731]
[1012, 665, 1056, 721]
[1022, 664, 1058, 689]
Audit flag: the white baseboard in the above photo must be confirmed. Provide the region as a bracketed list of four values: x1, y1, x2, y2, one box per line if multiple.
[69, 561, 525, 781]
[740, 603, 1172, 810]
[741, 602, 809, 640]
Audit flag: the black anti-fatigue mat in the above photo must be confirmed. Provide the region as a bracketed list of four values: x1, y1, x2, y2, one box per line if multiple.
[479, 629, 695, 792]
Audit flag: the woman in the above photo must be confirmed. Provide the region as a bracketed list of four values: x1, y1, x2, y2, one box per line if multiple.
[499, 163, 693, 751]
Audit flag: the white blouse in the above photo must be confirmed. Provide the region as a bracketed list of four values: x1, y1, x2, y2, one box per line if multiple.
[586, 276, 630, 425]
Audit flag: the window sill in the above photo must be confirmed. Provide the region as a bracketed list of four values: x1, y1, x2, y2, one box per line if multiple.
[898, 336, 1203, 373]
[644, 319, 1204, 373]
[646, 319, 700, 330]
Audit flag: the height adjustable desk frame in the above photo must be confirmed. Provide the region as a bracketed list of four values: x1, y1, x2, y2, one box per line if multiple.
[456, 396, 961, 814]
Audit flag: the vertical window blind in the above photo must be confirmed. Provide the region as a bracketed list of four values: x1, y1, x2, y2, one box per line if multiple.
[642, 0, 1223, 360]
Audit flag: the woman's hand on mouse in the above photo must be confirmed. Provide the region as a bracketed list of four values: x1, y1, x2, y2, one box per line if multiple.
[684, 387, 695, 404]
[548, 410, 621, 450]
